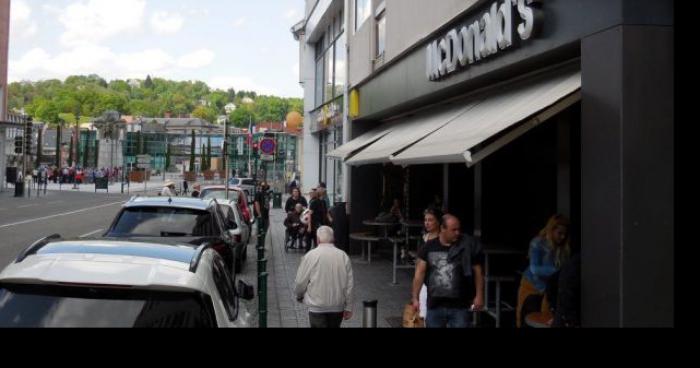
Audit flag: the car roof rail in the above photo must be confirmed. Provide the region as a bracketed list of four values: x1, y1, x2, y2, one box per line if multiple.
[189, 242, 213, 273]
[15, 234, 63, 263]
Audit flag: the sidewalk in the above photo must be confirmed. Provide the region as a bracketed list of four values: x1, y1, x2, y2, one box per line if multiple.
[261, 209, 414, 328]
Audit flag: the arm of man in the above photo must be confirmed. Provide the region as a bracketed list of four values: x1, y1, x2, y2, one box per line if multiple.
[344, 254, 355, 320]
[255, 200, 261, 219]
[294, 256, 311, 301]
[412, 260, 427, 312]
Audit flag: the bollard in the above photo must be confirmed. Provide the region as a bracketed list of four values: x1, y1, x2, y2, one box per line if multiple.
[258, 271, 268, 328]
[362, 300, 378, 328]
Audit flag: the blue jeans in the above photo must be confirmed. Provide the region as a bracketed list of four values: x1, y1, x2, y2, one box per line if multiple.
[426, 308, 472, 328]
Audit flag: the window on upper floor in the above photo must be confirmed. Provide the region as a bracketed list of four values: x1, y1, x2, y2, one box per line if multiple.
[375, 7, 386, 60]
[355, 0, 371, 31]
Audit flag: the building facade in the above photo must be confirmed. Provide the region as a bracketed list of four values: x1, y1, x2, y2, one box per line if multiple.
[294, 0, 674, 327]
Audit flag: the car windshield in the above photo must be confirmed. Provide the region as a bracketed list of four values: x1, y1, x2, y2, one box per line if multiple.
[109, 207, 216, 237]
[201, 189, 240, 203]
[0, 284, 217, 328]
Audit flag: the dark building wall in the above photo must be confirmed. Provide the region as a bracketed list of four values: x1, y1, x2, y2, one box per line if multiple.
[355, 0, 673, 123]
[581, 25, 674, 327]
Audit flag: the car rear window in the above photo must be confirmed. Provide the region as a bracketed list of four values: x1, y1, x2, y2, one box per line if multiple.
[0, 284, 217, 328]
[110, 207, 217, 237]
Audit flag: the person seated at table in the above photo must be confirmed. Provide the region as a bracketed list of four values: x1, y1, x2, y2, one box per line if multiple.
[516, 214, 572, 328]
[285, 204, 307, 249]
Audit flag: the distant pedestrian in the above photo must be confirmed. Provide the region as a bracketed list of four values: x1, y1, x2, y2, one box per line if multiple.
[162, 181, 177, 197]
[254, 181, 271, 234]
[183, 180, 189, 195]
[191, 183, 201, 198]
[295, 226, 354, 328]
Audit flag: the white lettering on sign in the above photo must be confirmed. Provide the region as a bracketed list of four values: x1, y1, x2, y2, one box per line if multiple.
[427, 0, 542, 81]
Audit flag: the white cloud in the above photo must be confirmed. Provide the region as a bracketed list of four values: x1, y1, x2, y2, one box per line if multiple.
[9, 46, 213, 83]
[233, 17, 247, 28]
[284, 9, 300, 20]
[58, 0, 147, 47]
[10, 0, 38, 39]
[209, 76, 279, 97]
[150, 11, 184, 35]
[178, 49, 216, 69]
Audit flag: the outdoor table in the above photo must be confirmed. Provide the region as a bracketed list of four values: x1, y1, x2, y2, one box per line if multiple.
[362, 220, 398, 240]
[482, 244, 526, 328]
[350, 233, 383, 264]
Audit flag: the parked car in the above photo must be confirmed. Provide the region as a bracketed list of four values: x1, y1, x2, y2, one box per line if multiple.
[0, 236, 255, 328]
[103, 197, 243, 274]
[228, 178, 256, 200]
[200, 186, 253, 225]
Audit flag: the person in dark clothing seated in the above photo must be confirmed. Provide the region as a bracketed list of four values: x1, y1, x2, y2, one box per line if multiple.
[285, 204, 306, 249]
[285, 188, 308, 214]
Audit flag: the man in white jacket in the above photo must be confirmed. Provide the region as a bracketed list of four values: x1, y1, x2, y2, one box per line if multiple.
[295, 226, 355, 328]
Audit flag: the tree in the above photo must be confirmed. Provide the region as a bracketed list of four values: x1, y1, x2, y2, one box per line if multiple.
[165, 144, 172, 172]
[36, 125, 43, 167]
[68, 137, 74, 166]
[206, 137, 212, 171]
[201, 144, 207, 171]
[56, 123, 62, 168]
[82, 134, 90, 168]
[192, 105, 218, 124]
[144, 75, 154, 89]
[189, 130, 196, 172]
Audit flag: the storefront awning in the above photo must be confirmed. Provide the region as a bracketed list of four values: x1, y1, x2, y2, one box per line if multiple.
[326, 122, 397, 161]
[390, 68, 582, 167]
[345, 101, 480, 166]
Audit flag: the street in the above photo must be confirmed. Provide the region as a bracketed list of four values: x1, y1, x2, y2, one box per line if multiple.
[0, 190, 134, 268]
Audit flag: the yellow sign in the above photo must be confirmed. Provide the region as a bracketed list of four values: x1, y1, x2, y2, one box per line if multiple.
[349, 89, 360, 118]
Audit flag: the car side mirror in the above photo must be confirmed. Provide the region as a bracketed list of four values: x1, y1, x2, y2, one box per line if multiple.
[238, 280, 255, 301]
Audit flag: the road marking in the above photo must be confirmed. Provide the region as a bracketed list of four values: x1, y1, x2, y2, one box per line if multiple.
[80, 229, 104, 238]
[0, 202, 124, 230]
[47, 201, 65, 205]
[18, 204, 38, 209]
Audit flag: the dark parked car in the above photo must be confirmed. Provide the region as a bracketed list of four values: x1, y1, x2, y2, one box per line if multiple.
[103, 197, 243, 274]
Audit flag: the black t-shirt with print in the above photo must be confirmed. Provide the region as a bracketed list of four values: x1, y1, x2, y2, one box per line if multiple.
[418, 238, 478, 310]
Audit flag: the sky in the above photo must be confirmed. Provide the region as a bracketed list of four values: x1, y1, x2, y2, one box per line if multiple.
[8, 0, 305, 98]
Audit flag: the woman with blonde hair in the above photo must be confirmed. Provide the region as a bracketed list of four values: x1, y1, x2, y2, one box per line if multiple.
[516, 214, 571, 327]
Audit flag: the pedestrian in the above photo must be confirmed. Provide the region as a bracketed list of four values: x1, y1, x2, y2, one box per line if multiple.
[183, 180, 189, 195]
[191, 183, 201, 198]
[516, 214, 571, 328]
[285, 187, 308, 214]
[254, 181, 271, 234]
[161, 181, 177, 197]
[415, 208, 444, 323]
[305, 188, 328, 252]
[295, 226, 354, 328]
[411, 215, 485, 328]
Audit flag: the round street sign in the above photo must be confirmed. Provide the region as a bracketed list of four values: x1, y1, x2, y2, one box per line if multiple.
[260, 138, 277, 156]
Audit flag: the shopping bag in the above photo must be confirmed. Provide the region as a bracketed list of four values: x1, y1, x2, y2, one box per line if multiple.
[402, 304, 425, 328]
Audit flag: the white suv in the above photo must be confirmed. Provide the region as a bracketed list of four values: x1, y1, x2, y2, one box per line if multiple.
[0, 236, 255, 328]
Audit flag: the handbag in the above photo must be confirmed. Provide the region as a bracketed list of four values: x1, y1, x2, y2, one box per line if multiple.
[402, 304, 425, 328]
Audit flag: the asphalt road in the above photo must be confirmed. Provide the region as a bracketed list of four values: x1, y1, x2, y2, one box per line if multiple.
[0, 190, 144, 270]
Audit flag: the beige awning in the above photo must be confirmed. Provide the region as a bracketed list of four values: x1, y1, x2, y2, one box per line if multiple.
[390, 67, 582, 166]
[326, 121, 397, 161]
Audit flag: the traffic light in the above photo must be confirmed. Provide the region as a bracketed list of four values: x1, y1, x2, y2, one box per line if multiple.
[24, 117, 33, 155]
[14, 136, 23, 155]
